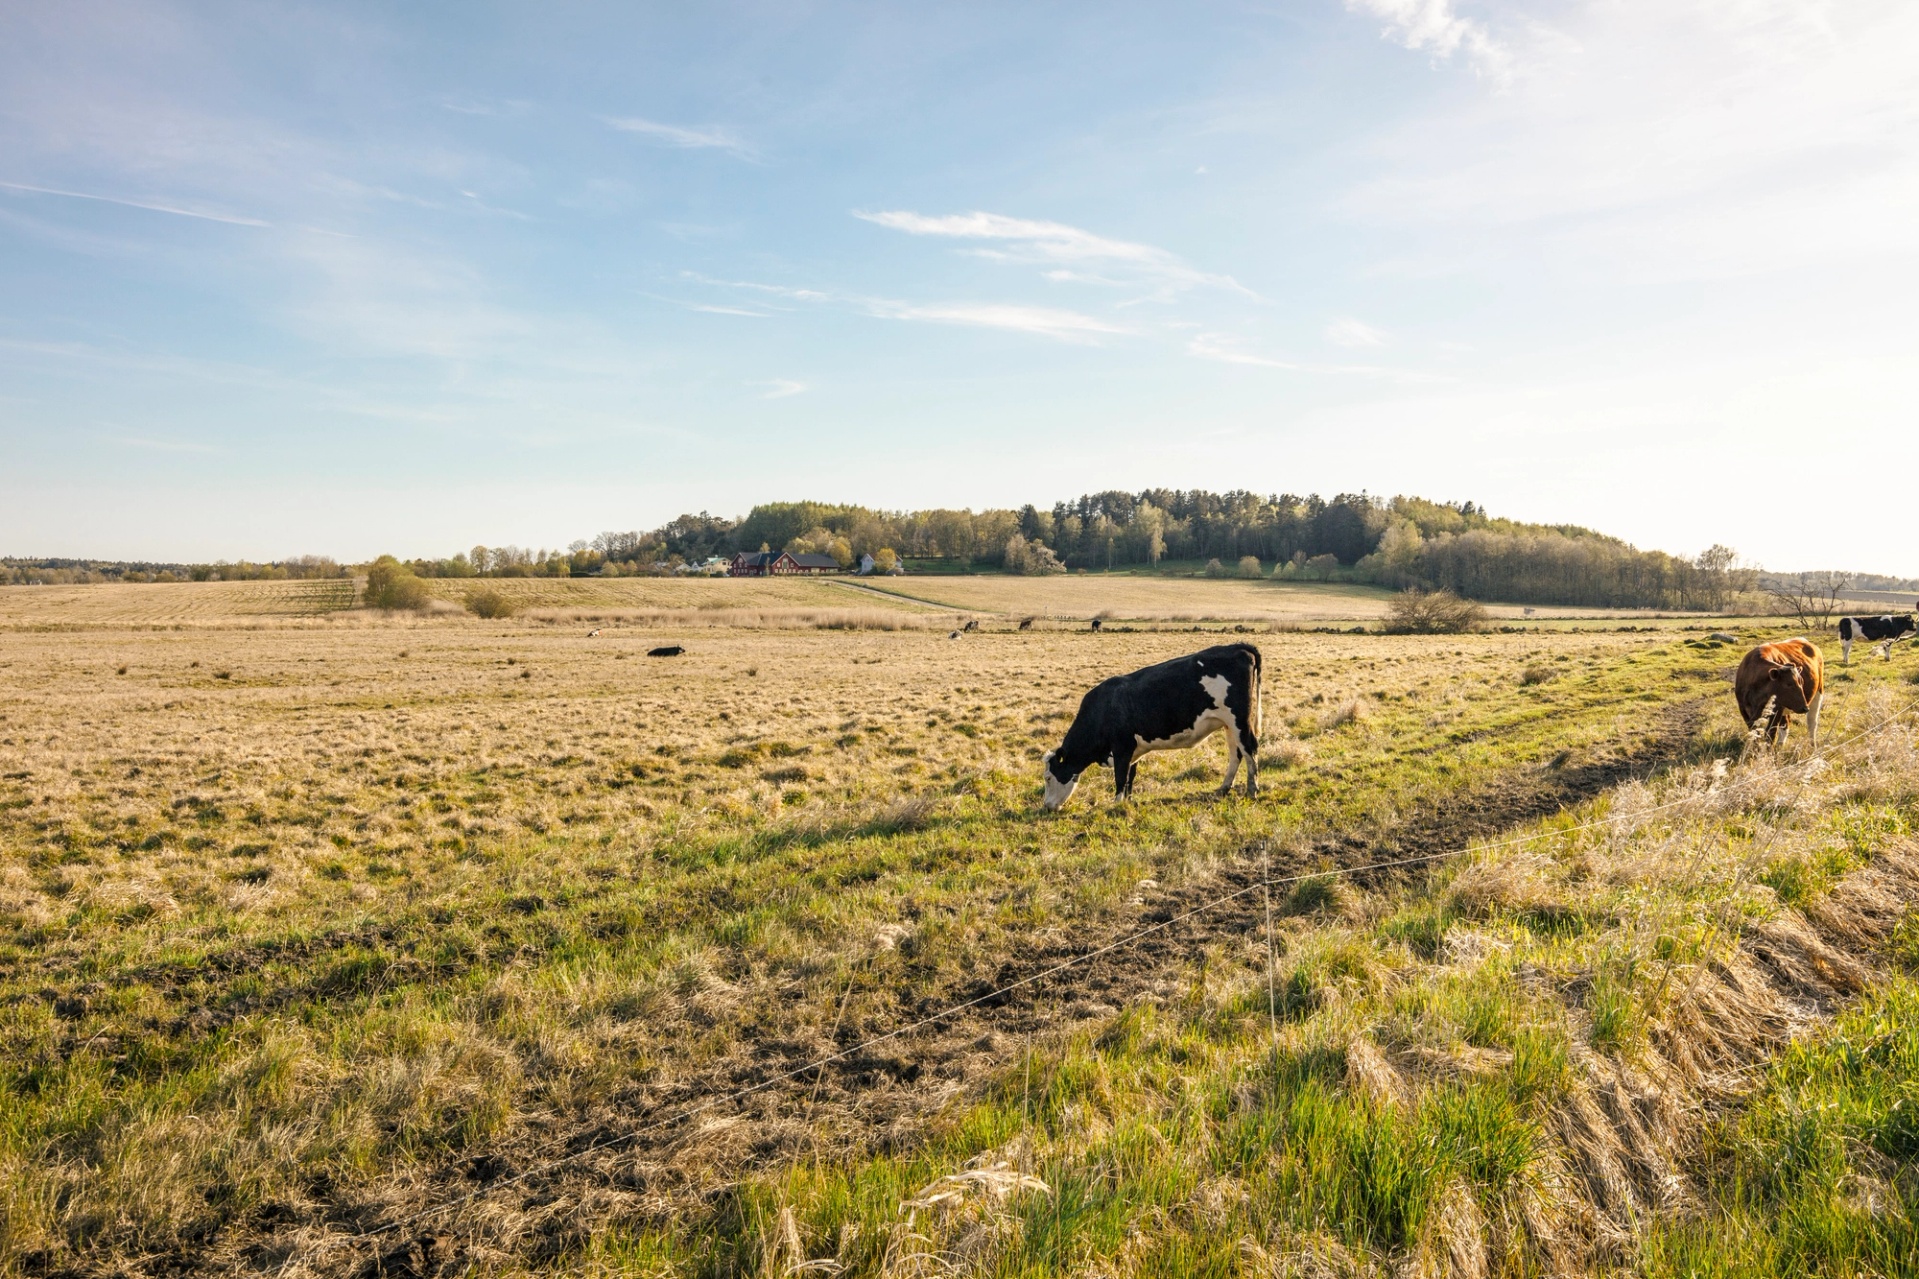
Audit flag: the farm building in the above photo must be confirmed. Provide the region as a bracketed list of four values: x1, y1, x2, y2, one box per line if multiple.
[728, 551, 843, 577]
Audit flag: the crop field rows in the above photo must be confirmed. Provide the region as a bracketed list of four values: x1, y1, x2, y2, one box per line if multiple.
[2, 581, 1917, 1277]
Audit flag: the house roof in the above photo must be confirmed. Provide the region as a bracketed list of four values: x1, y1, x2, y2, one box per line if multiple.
[785, 553, 841, 569]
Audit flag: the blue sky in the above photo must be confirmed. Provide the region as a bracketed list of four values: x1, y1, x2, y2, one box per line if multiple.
[3, 1, 1915, 572]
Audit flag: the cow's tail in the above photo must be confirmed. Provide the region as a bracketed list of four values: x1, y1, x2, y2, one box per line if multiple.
[1246, 643, 1263, 736]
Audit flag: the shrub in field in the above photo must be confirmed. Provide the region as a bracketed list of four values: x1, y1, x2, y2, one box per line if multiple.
[1384, 587, 1485, 634]
[1204, 557, 1227, 578]
[1237, 555, 1263, 578]
[362, 556, 429, 611]
[466, 588, 516, 619]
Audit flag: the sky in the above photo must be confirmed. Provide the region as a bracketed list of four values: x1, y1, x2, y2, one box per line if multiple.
[1, 0, 1915, 572]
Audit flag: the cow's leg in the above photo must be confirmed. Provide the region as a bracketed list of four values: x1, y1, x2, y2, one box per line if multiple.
[1806, 690, 1823, 750]
[1112, 746, 1135, 800]
[1842, 637, 1852, 665]
[1126, 761, 1140, 795]
[1239, 724, 1260, 798]
[1217, 732, 1241, 796]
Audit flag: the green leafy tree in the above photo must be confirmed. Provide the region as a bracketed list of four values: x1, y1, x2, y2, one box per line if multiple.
[362, 556, 429, 610]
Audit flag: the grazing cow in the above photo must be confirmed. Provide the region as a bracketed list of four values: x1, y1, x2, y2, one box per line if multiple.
[1089, 616, 1103, 633]
[1734, 638, 1824, 749]
[1837, 605, 1917, 664]
[587, 628, 602, 637]
[947, 630, 961, 640]
[962, 619, 979, 633]
[647, 645, 685, 658]
[1042, 643, 1261, 809]
[1018, 617, 1034, 631]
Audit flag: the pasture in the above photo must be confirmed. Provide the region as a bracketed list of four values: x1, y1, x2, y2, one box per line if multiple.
[2, 580, 1917, 1277]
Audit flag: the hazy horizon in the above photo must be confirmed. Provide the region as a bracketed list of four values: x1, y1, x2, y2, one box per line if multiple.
[5, 2, 1915, 574]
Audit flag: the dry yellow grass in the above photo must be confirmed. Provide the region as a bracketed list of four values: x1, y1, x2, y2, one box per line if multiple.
[0, 577, 950, 630]
[0, 588, 1832, 1276]
[425, 575, 938, 614]
[0, 579, 357, 627]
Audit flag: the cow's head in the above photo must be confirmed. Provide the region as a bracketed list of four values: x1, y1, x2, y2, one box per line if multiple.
[1041, 750, 1079, 811]
[1767, 663, 1811, 712]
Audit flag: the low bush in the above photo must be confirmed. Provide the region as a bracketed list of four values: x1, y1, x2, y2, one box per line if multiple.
[1384, 587, 1485, 634]
[466, 588, 517, 619]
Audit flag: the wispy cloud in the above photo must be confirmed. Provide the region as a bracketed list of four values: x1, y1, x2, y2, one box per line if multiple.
[440, 98, 529, 117]
[689, 302, 773, 317]
[760, 378, 807, 398]
[684, 272, 1130, 344]
[605, 116, 751, 156]
[1188, 333, 1310, 370]
[1345, 0, 1508, 81]
[1326, 317, 1387, 347]
[869, 300, 1130, 343]
[856, 209, 1254, 296]
[1189, 333, 1439, 381]
[679, 271, 826, 301]
[1338, 1, 1919, 283]
[0, 180, 269, 227]
[110, 433, 221, 454]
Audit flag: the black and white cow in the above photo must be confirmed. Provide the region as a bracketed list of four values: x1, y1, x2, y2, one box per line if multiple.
[1042, 643, 1261, 809]
[1837, 604, 1917, 664]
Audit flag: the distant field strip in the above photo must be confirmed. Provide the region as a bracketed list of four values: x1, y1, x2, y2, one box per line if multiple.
[0, 579, 356, 627]
[524, 606, 957, 630]
[430, 575, 938, 613]
[854, 574, 1730, 622]
[851, 574, 1399, 620]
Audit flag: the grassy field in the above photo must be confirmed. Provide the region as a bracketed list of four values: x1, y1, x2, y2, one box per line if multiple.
[1, 581, 1916, 1276]
[0, 579, 360, 627]
[848, 575, 1398, 622]
[0, 575, 1741, 635]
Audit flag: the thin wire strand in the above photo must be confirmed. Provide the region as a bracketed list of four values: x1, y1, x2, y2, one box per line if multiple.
[339, 688, 1919, 1256]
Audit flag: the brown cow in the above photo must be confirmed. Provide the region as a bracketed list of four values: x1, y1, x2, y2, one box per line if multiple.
[1734, 638, 1824, 748]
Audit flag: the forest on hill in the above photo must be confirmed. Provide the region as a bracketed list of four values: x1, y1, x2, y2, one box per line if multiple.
[462, 491, 1758, 611]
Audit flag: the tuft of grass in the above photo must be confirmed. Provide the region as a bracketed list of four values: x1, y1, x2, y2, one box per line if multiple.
[1643, 982, 1919, 1278]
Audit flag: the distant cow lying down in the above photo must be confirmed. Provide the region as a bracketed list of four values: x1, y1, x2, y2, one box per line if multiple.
[1042, 643, 1261, 809]
[1734, 638, 1824, 749]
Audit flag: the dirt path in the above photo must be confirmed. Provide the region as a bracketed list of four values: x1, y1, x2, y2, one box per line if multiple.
[298, 697, 1713, 1277]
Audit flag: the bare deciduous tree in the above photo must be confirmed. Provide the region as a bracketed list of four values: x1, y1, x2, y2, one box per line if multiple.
[1764, 571, 1851, 630]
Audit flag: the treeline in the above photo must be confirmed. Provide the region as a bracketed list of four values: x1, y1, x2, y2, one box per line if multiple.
[1758, 570, 1919, 595]
[385, 491, 1750, 611]
[0, 556, 345, 586]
